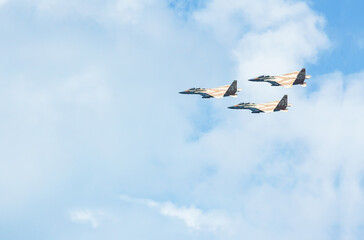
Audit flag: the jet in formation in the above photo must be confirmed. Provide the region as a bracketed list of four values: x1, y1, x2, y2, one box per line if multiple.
[228, 95, 291, 113]
[248, 68, 311, 88]
[179, 80, 241, 98]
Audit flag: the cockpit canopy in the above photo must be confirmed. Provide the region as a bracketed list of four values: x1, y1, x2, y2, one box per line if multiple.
[258, 75, 270, 78]
[189, 88, 202, 90]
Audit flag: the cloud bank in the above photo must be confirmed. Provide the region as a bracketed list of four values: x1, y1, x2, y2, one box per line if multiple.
[0, 0, 363, 239]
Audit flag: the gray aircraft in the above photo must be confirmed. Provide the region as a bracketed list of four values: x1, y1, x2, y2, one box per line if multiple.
[248, 68, 311, 88]
[228, 95, 291, 113]
[179, 80, 241, 98]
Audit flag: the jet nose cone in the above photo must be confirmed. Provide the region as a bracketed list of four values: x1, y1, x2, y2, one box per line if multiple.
[248, 78, 256, 81]
[228, 106, 235, 109]
[179, 91, 187, 94]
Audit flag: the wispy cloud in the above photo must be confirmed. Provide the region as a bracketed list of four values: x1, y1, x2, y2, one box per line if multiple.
[119, 195, 233, 232]
[69, 210, 105, 228]
[0, 0, 7, 7]
[194, 0, 329, 100]
[1, 0, 363, 239]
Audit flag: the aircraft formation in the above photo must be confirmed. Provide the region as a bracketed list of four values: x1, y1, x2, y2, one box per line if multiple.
[179, 68, 309, 113]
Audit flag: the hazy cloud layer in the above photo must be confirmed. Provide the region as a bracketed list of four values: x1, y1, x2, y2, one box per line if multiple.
[0, 0, 363, 239]
[70, 209, 105, 228]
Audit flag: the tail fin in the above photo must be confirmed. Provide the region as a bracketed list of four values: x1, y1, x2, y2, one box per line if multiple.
[224, 80, 238, 96]
[293, 68, 306, 85]
[275, 95, 288, 111]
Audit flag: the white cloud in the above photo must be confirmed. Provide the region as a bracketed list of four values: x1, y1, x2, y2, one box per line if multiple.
[2, 0, 364, 239]
[119, 195, 233, 233]
[22, 0, 158, 26]
[186, 70, 364, 239]
[0, 0, 7, 7]
[110, 0, 154, 24]
[70, 210, 105, 228]
[194, 0, 329, 99]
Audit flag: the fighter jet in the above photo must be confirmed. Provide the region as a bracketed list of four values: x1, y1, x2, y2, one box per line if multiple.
[228, 95, 291, 113]
[179, 80, 241, 98]
[248, 68, 311, 88]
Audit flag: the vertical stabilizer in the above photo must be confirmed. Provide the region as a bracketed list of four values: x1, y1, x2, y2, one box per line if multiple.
[275, 95, 288, 111]
[293, 68, 306, 85]
[224, 80, 238, 96]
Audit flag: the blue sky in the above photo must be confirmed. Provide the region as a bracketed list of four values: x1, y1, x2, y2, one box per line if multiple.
[308, 0, 364, 75]
[0, 0, 364, 239]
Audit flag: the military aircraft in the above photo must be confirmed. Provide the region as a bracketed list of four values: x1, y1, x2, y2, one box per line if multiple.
[179, 80, 241, 98]
[228, 95, 291, 113]
[248, 68, 311, 88]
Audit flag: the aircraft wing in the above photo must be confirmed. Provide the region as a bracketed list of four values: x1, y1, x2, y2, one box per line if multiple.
[274, 69, 309, 87]
[205, 85, 230, 98]
[229, 95, 289, 113]
[273, 71, 299, 88]
[205, 80, 240, 98]
[254, 101, 280, 113]
[256, 95, 288, 112]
